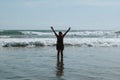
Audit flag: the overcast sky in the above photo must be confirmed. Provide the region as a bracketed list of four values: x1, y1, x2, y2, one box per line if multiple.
[0, 0, 120, 30]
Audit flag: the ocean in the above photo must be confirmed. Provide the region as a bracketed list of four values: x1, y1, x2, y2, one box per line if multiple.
[0, 30, 120, 80]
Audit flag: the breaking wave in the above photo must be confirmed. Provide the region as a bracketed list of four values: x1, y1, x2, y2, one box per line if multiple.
[0, 38, 120, 47]
[1, 30, 120, 47]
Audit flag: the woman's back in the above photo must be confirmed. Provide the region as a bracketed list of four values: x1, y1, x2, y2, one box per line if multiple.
[57, 35, 63, 45]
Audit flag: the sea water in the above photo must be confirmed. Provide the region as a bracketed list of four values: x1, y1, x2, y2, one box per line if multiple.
[0, 47, 120, 80]
[0, 30, 120, 80]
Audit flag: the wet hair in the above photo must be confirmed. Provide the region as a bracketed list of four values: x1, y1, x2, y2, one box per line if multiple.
[59, 32, 62, 35]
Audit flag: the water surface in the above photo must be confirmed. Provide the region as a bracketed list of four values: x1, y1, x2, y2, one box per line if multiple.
[0, 47, 120, 80]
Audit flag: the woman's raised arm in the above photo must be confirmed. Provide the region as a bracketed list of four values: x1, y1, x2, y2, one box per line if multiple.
[51, 26, 58, 37]
[63, 27, 71, 37]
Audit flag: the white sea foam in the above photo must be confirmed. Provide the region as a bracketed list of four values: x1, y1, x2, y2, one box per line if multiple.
[0, 38, 120, 47]
[21, 31, 52, 36]
[21, 30, 118, 38]
[1, 30, 120, 38]
[0, 36, 10, 38]
[1, 30, 120, 47]
[68, 31, 117, 38]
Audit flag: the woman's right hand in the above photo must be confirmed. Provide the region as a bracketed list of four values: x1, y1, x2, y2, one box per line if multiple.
[51, 26, 53, 29]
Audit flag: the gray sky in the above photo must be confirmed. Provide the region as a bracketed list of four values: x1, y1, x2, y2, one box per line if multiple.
[0, 0, 120, 30]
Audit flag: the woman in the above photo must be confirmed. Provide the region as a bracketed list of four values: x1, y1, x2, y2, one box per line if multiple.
[51, 26, 71, 60]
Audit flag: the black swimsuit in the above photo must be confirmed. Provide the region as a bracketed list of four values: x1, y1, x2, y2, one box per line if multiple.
[56, 36, 64, 50]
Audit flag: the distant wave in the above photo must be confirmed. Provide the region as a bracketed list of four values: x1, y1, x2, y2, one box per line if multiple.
[21, 30, 117, 37]
[0, 36, 10, 38]
[1, 38, 120, 47]
[21, 31, 52, 36]
[1, 30, 120, 38]
[0, 30, 23, 35]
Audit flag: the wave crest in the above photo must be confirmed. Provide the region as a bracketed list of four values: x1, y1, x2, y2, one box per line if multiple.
[1, 38, 120, 47]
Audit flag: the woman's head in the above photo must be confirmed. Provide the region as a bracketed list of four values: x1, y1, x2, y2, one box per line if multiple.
[59, 32, 62, 36]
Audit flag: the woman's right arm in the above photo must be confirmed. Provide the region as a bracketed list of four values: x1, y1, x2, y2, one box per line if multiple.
[51, 26, 58, 37]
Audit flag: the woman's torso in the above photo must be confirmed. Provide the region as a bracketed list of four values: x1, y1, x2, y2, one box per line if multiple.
[57, 36, 63, 45]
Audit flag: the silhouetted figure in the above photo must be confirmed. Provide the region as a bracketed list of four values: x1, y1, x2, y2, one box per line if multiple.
[51, 26, 71, 61]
